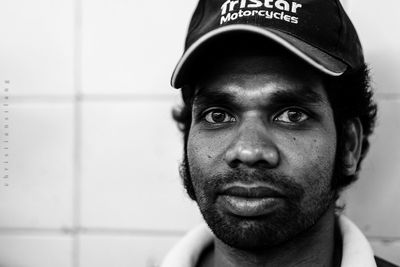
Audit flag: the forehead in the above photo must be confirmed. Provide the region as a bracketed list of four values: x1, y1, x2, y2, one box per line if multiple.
[192, 52, 329, 107]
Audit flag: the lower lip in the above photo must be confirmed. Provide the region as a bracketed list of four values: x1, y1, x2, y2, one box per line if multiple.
[217, 195, 283, 217]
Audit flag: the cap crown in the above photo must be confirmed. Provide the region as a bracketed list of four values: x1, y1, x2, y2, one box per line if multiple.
[185, 0, 363, 69]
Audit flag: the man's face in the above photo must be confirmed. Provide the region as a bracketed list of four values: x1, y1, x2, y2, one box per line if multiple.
[184, 51, 338, 250]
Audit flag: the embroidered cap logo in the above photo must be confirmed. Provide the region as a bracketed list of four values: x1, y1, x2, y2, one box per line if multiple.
[220, 0, 303, 24]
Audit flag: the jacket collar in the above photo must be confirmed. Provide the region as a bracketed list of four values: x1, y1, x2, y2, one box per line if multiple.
[161, 215, 377, 267]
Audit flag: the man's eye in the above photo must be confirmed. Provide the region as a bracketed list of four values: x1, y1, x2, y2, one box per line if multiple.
[274, 109, 309, 123]
[204, 110, 236, 124]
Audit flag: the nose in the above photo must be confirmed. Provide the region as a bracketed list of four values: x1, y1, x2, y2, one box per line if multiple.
[224, 120, 280, 168]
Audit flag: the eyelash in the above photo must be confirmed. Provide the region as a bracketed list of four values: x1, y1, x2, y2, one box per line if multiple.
[201, 108, 236, 124]
[199, 107, 311, 125]
[274, 108, 310, 124]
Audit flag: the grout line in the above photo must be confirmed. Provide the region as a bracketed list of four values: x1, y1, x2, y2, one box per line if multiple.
[1, 227, 400, 241]
[79, 228, 187, 237]
[367, 236, 400, 242]
[0, 94, 179, 103]
[0, 227, 187, 237]
[72, 0, 82, 265]
[2, 92, 400, 103]
[0, 95, 75, 103]
[0, 228, 75, 236]
[80, 94, 178, 102]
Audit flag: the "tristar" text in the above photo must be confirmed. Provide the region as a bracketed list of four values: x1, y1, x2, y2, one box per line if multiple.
[221, 0, 303, 15]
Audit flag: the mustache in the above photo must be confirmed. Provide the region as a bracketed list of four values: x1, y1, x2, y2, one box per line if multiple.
[202, 169, 304, 200]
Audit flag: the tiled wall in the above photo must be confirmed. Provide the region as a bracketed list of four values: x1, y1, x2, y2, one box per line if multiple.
[0, 0, 398, 266]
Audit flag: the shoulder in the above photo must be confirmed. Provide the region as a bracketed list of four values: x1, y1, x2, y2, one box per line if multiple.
[375, 256, 399, 267]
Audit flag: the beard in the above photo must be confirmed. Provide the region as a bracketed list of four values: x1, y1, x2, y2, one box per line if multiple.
[179, 153, 337, 250]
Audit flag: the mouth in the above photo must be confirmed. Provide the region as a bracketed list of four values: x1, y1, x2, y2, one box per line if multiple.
[217, 184, 285, 217]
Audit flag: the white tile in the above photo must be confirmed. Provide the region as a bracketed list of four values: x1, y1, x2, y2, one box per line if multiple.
[344, 99, 400, 237]
[0, 234, 73, 267]
[80, 234, 181, 267]
[346, 0, 400, 94]
[82, 0, 196, 95]
[0, 0, 74, 96]
[81, 100, 203, 231]
[0, 102, 74, 228]
[370, 239, 400, 266]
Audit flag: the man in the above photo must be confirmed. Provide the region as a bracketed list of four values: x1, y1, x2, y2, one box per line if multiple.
[162, 0, 397, 266]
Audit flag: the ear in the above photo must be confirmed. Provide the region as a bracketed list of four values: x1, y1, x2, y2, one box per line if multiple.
[341, 118, 363, 176]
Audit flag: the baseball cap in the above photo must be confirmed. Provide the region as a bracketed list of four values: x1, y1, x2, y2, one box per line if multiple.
[171, 0, 364, 88]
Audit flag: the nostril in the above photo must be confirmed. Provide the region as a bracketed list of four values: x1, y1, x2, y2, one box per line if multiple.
[227, 159, 241, 168]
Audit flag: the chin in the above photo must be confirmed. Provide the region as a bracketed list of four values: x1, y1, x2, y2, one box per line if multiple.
[199, 199, 333, 250]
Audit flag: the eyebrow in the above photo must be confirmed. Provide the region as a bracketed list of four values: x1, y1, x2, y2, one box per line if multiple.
[193, 89, 241, 109]
[267, 87, 325, 107]
[192, 85, 326, 111]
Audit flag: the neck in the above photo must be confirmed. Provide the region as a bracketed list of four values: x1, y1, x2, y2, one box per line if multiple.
[201, 205, 341, 267]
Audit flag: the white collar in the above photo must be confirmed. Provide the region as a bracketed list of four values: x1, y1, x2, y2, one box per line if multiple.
[161, 215, 377, 267]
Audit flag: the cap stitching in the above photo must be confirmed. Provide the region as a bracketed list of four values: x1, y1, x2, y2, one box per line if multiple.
[266, 27, 345, 65]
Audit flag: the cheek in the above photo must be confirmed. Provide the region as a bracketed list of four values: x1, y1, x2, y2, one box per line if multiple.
[278, 132, 338, 210]
[187, 128, 228, 169]
[187, 129, 220, 181]
[280, 131, 337, 183]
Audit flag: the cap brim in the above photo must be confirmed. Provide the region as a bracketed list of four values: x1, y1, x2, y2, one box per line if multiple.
[171, 24, 348, 88]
